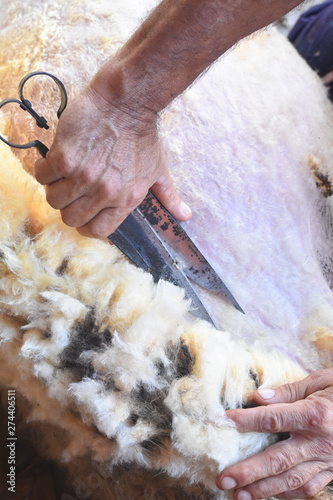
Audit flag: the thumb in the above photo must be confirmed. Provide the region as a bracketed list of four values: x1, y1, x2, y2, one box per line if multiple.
[150, 171, 192, 222]
[253, 378, 309, 406]
[254, 370, 332, 406]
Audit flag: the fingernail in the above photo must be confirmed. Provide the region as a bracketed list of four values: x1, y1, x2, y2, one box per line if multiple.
[237, 490, 252, 500]
[180, 201, 192, 217]
[219, 476, 237, 489]
[257, 389, 275, 400]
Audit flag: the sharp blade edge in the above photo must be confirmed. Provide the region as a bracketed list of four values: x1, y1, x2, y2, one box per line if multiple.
[108, 210, 218, 327]
[138, 192, 244, 313]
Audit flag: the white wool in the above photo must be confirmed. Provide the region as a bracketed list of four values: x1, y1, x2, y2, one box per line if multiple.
[32, 359, 55, 382]
[90, 281, 189, 392]
[69, 378, 131, 436]
[41, 290, 87, 319]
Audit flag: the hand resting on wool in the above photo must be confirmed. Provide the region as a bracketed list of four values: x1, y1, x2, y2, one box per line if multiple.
[217, 368, 333, 499]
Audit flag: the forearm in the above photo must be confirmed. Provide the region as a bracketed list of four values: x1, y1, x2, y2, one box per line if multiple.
[91, 0, 304, 116]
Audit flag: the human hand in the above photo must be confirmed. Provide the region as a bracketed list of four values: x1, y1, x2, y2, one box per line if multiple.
[216, 368, 333, 499]
[34, 83, 191, 239]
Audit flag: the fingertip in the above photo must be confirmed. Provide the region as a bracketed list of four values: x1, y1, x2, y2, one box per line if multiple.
[255, 380, 306, 405]
[224, 408, 244, 426]
[151, 175, 192, 221]
[161, 198, 192, 221]
[179, 200, 192, 220]
[254, 389, 276, 404]
[216, 475, 237, 490]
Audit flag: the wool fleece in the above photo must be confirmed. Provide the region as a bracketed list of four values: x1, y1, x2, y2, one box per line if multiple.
[1, 0, 333, 499]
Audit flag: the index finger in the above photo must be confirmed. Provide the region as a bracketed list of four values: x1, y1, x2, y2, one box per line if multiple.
[34, 156, 63, 185]
[217, 434, 309, 491]
[226, 399, 314, 433]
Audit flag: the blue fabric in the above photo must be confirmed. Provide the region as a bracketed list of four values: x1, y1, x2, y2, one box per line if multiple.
[288, 0, 333, 100]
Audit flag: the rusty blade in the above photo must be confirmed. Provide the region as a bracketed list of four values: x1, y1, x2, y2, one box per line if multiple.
[138, 192, 244, 313]
[108, 210, 219, 327]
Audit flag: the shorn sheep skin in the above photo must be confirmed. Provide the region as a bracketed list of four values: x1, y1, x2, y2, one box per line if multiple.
[0, 0, 333, 499]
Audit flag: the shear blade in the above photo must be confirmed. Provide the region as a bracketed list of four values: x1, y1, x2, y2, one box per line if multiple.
[109, 211, 218, 327]
[138, 192, 244, 313]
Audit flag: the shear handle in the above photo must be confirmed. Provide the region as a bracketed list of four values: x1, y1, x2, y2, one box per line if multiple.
[0, 98, 49, 158]
[18, 71, 68, 120]
[0, 72, 67, 158]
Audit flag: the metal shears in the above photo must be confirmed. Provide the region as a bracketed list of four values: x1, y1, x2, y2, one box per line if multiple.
[0, 72, 244, 327]
[0, 71, 67, 157]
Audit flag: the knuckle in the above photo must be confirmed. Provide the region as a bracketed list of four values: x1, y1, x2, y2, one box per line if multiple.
[285, 471, 305, 490]
[100, 178, 123, 202]
[260, 412, 282, 433]
[307, 401, 333, 432]
[324, 439, 333, 455]
[126, 186, 147, 208]
[268, 452, 292, 475]
[80, 167, 97, 186]
[100, 180, 123, 203]
[53, 151, 75, 177]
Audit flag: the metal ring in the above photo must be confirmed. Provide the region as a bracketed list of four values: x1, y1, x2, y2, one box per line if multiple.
[0, 98, 49, 157]
[0, 71, 68, 158]
[18, 71, 68, 119]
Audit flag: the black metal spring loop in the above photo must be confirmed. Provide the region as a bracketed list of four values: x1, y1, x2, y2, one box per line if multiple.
[0, 71, 68, 158]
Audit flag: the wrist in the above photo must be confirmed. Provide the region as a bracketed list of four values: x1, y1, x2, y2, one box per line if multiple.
[88, 60, 160, 128]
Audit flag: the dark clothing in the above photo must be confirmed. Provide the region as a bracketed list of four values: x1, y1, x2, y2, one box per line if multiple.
[288, 0, 333, 101]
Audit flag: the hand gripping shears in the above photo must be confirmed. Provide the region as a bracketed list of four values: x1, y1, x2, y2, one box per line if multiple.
[0, 72, 244, 327]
